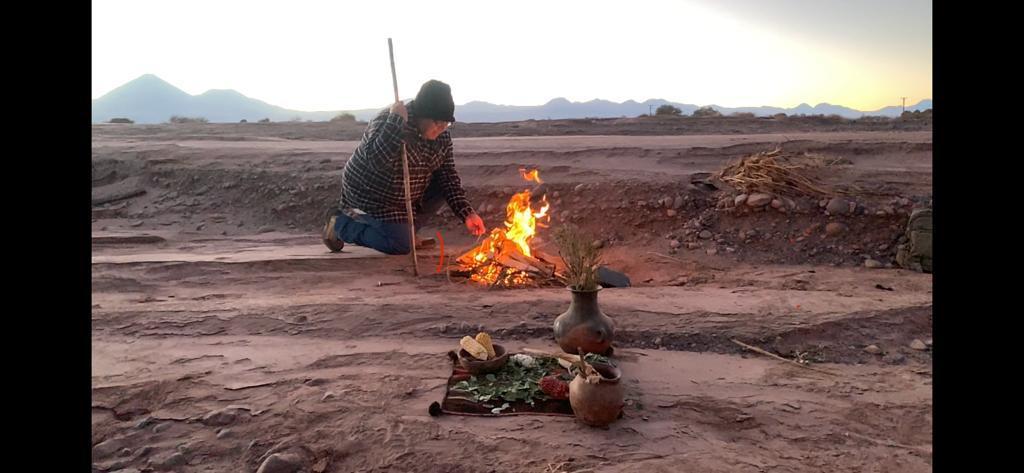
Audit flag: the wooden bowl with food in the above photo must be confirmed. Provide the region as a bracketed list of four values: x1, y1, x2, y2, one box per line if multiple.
[457, 333, 509, 375]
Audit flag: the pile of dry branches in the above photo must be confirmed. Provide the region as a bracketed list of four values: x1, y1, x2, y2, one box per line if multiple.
[717, 148, 844, 197]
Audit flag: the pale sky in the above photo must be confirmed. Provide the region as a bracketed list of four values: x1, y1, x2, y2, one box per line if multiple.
[91, 0, 932, 112]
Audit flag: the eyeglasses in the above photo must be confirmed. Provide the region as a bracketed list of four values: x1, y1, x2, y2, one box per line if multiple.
[433, 120, 454, 128]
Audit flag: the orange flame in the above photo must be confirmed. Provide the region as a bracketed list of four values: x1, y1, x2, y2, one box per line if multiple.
[519, 168, 542, 184]
[463, 169, 550, 286]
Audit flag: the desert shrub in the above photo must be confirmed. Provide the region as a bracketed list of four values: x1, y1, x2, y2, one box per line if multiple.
[169, 116, 208, 124]
[693, 106, 723, 118]
[655, 104, 682, 116]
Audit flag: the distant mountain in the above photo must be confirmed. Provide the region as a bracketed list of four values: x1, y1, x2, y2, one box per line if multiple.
[91, 74, 343, 124]
[864, 99, 933, 117]
[92, 74, 932, 124]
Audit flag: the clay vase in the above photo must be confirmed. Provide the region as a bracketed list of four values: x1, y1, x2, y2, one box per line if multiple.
[569, 363, 625, 427]
[553, 287, 615, 356]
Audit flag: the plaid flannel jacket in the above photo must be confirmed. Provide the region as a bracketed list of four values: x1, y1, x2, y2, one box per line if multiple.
[338, 105, 473, 223]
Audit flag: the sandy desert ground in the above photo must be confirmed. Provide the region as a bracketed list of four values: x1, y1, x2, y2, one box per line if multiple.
[92, 115, 932, 472]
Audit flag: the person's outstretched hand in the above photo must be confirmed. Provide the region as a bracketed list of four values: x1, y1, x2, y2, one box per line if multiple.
[465, 213, 486, 236]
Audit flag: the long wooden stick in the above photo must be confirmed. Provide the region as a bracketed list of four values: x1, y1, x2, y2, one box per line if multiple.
[730, 339, 838, 376]
[387, 38, 419, 276]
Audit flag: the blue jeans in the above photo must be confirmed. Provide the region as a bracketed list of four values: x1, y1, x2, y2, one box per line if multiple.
[333, 172, 447, 255]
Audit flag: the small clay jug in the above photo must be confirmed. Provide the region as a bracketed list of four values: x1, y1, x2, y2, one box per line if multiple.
[553, 287, 615, 355]
[569, 363, 625, 427]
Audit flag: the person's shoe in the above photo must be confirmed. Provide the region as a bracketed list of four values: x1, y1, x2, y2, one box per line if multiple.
[415, 237, 436, 250]
[322, 213, 344, 252]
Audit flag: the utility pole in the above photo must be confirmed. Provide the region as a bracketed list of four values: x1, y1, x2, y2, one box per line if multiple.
[649, 104, 654, 116]
[901, 97, 907, 113]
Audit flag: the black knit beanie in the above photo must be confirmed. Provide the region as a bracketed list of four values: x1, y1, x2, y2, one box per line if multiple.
[412, 79, 455, 122]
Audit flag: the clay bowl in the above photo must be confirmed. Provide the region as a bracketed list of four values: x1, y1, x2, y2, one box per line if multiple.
[458, 344, 509, 375]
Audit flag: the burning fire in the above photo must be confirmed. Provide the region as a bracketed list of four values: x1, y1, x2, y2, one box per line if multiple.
[463, 168, 551, 286]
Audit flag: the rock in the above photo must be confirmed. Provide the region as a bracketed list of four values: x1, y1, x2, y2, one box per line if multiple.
[826, 197, 851, 215]
[734, 194, 749, 206]
[257, 452, 306, 473]
[864, 259, 883, 269]
[673, 196, 684, 209]
[134, 416, 156, 429]
[118, 448, 133, 457]
[898, 197, 911, 206]
[825, 222, 846, 236]
[552, 191, 561, 198]
[196, 223, 206, 231]
[96, 459, 132, 472]
[747, 193, 773, 207]
[726, 247, 736, 253]
[909, 339, 928, 351]
[819, 199, 828, 208]
[257, 226, 275, 234]
[321, 391, 337, 402]
[592, 239, 605, 249]
[770, 199, 783, 209]
[666, 209, 677, 217]
[597, 266, 631, 288]
[883, 352, 907, 364]
[925, 338, 933, 347]
[669, 240, 681, 249]
[637, 200, 646, 207]
[864, 345, 882, 355]
[686, 242, 701, 250]
[574, 183, 586, 192]
[130, 220, 144, 227]
[201, 407, 241, 426]
[152, 451, 187, 470]
[895, 209, 932, 273]
[699, 230, 713, 240]
[152, 422, 170, 433]
[93, 437, 129, 458]
[216, 428, 233, 439]
[848, 201, 857, 214]
[706, 248, 718, 256]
